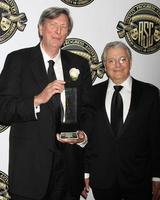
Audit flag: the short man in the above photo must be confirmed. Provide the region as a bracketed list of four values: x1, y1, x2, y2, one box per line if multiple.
[84, 41, 160, 200]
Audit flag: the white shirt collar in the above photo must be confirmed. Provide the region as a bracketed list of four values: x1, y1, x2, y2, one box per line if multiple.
[108, 76, 132, 92]
[40, 43, 61, 70]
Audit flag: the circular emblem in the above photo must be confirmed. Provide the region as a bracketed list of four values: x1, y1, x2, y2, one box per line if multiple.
[0, 125, 9, 133]
[117, 3, 160, 54]
[0, 0, 27, 44]
[60, 0, 94, 7]
[0, 170, 10, 199]
[62, 38, 104, 83]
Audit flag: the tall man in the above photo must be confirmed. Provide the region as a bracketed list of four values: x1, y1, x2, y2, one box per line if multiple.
[0, 7, 93, 200]
[84, 41, 160, 200]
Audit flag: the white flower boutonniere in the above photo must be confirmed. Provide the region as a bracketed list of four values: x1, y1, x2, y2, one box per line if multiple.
[69, 68, 80, 81]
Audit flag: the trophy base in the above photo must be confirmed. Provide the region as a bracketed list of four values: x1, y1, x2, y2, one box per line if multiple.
[60, 131, 78, 139]
[60, 123, 78, 139]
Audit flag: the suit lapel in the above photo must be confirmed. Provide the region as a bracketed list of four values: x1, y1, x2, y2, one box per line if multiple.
[95, 81, 114, 134]
[61, 50, 78, 88]
[61, 50, 71, 87]
[117, 78, 140, 137]
[30, 44, 48, 91]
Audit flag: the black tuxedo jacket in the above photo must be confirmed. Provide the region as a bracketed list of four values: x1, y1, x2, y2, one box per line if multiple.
[0, 44, 93, 198]
[86, 78, 160, 190]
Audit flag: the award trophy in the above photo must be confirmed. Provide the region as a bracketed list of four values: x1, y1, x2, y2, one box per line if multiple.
[60, 87, 78, 139]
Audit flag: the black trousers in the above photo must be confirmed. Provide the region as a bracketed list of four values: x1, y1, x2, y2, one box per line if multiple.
[10, 151, 66, 200]
[62, 191, 80, 200]
[92, 187, 152, 200]
[11, 192, 80, 200]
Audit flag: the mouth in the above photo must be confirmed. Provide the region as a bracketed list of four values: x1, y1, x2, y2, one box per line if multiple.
[113, 69, 122, 72]
[52, 36, 61, 40]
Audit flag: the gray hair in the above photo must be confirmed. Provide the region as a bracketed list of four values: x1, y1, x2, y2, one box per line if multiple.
[38, 7, 73, 36]
[101, 41, 132, 65]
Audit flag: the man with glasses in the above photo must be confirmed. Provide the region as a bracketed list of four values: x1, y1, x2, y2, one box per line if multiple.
[84, 41, 160, 200]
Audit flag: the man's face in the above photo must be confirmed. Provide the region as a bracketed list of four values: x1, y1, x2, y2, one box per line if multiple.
[154, 29, 160, 42]
[130, 28, 138, 40]
[104, 47, 131, 84]
[39, 14, 69, 50]
[0, 17, 11, 31]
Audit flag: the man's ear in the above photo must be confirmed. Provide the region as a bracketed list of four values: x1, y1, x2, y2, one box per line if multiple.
[38, 25, 43, 37]
[129, 59, 132, 68]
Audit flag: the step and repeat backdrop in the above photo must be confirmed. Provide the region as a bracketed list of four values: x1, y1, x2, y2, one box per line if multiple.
[0, 0, 160, 199]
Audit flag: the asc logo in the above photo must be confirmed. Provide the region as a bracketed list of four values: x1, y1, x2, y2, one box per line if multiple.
[60, 0, 94, 7]
[62, 38, 104, 83]
[117, 3, 160, 54]
[0, 170, 10, 199]
[0, 0, 27, 44]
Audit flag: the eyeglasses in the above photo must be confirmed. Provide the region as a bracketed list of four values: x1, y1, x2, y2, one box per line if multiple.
[47, 22, 69, 34]
[105, 56, 129, 65]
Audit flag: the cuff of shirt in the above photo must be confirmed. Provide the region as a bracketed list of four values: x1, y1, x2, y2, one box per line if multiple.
[84, 173, 90, 179]
[152, 177, 160, 181]
[34, 105, 40, 119]
[77, 132, 88, 148]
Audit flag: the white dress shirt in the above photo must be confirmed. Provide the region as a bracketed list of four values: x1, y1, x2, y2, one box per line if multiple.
[34, 44, 66, 117]
[85, 76, 160, 181]
[40, 44, 66, 117]
[105, 76, 132, 123]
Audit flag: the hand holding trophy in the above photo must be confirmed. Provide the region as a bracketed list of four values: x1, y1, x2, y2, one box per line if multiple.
[56, 68, 86, 144]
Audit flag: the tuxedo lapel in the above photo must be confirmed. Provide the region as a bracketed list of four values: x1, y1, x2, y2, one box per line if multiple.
[30, 45, 48, 91]
[61, 50, 79, 88]
[99, 81, 111, 122]
[61, 51, 71, 86]
[30, 46, 57, 116]
[117, 78, 140, 137]
[95, 81, 114, 134]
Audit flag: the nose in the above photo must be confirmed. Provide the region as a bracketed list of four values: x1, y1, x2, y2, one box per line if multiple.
[115, 59, 121, 67]
[55, 26, 61, 34]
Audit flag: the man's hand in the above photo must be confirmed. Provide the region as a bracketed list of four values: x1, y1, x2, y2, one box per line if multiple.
[56, 130, 86, 144]
[34, 80, 65, 106]
[152, 181, 160, 200]
[81, 178, 90, 199]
